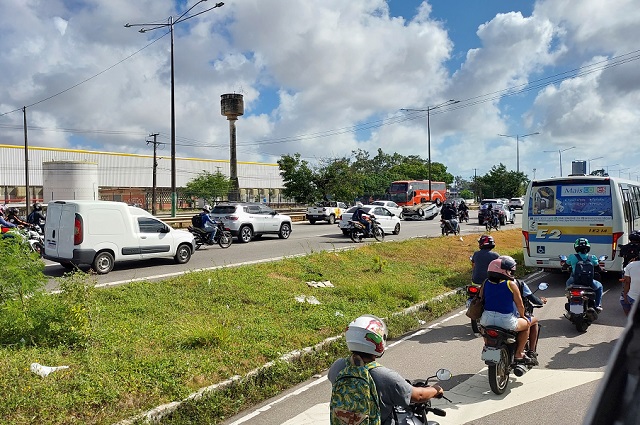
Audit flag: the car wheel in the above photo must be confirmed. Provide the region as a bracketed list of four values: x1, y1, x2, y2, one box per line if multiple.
[238, 225, 253, 243]
[399, 212, 404, 220]
[500, 217, 506, 226]
[327, 215, 335, 225]
[392, 223, 400, 235]
[278, 222, 292, 239]
[174, 244, 192, 264]
[92, 251, 115, 275]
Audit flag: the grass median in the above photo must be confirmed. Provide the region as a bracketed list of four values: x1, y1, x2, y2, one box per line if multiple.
[0, 229, 528, 424]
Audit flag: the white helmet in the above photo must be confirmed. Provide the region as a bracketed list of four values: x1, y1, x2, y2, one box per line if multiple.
[345, 315, 388, 357]
[203, 204, 212, 213]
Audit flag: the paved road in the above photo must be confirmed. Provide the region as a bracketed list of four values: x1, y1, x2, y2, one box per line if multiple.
[43, 211, 512, 290]
[221, 270, 624, 425]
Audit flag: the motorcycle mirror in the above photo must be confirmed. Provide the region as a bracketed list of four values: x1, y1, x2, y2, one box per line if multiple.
[435, 368, 452, 381]
[559, 255, 567, 261]
[538, 282, 549, 291]
[599, 255, 608, 261]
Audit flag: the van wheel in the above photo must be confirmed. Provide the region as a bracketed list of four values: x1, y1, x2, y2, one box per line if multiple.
[93, 252, 115, 275]
[174, 244, 192, 264]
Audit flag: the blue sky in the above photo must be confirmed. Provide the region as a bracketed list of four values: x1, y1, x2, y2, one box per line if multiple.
[1, 0, 639, 183]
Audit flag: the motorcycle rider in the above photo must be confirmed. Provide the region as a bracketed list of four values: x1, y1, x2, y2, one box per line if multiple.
[0, 205, 18, 238]
[471, 235, 500, 285]
[27, 202, 46, 233]
[440, 201, 459, 233]
[328, 314, 445, 425]
[351, 206, 372, 236]
[565, 237, 604, 312]
[479, 256, 536, 364]
[620, 230, 640, 269]
[6, 207, 29, 227]
[199, 205, 217, 244]
[458, 199, 469, 221]
[621, 250, 640, 316]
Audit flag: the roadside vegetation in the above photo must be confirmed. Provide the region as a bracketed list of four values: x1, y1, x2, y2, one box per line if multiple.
[0, 229, 528, 424]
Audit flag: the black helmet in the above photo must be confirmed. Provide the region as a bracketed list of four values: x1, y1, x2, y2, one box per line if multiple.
[574, 238, 591, 254]
[7, 207, 19, 216]
[33, 202, 42, 211]
[630, 230, 640, 243]
[478, 234, 495, 249]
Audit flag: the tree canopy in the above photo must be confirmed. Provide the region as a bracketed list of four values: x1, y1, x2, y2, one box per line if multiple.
[182, 170, 231, 204]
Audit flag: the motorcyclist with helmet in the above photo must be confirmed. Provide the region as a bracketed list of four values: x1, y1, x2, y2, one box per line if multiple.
[351, 206, 372, 236]
[199, 204, 217, 244]
[0, 205, 18, 237]
[479, 256, 537, 364]
[328, 315, 445, 425]
[5, 207, 29, 227]
[620, 230, 640, 269]
[458, 199, 469, 221]
[565, 237, 604, 312]
[28, 202, 46, 233]
[440, 201, 459, 233]
[471, 235, 500, 285]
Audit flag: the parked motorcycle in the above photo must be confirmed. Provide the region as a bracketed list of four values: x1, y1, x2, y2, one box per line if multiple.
[560, 254, 606, 332]
[188, 222, 232, 249]
[480, 282, 547, 394]
[394, 368, 452, 425]
[465, 282, 482, 333]
[440, 218, 459, 236]
[348, 218, 384, 243]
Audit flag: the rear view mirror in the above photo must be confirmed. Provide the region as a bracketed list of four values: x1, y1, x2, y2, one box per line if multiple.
[538, 282, 549, 291]
[436, 369, 452, 381]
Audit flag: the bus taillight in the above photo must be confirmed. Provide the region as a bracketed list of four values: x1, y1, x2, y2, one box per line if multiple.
[522, 230, 531, 256]
[612, 232, 624, 259]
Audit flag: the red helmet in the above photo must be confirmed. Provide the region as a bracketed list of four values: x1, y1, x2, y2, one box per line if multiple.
[487, 256, 516, 280]
[478, 235, 495, 249]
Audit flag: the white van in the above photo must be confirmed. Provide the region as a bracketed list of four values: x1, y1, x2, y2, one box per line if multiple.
[43, 200, 195, 274]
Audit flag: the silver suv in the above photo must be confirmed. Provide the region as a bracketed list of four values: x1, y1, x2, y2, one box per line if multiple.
[210, 203, 293, 243]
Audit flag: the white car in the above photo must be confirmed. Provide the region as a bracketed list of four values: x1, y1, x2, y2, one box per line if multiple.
[370, 200, 403, 219]
[210, 202, 292, 243]
[509, 197, 525, 209]
[338, 205, 401, 236]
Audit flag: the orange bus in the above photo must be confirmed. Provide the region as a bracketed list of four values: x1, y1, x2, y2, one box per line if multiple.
[387, 180, 447, 219]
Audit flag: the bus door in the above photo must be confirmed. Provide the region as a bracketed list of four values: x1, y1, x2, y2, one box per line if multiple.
[621, 186, 633, 236]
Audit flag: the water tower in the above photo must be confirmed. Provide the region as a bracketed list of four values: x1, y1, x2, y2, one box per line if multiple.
[221, 93, 244, 201]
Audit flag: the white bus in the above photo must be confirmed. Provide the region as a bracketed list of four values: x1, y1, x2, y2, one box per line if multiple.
[522, 175, 640, 273]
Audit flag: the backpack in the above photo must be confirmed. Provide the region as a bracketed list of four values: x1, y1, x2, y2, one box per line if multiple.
[191, 214, 203, 228]
[573, 254, 595, 286]
[27, 211, 36, 224]
[330, 357, 381, 425]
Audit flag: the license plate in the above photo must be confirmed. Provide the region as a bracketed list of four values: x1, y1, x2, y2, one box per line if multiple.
[481, 346, 502, 363]
[570, 303, 584, 314]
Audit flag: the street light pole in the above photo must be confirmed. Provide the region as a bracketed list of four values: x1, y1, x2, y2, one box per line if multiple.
[125, 1, 224, 217]
[402, 99, 459, 200]
[498, 132, 539, 173]
[544, 146, 575, 177]
[586, 156, 603, 175]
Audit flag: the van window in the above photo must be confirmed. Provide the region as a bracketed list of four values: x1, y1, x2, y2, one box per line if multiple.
[138, 217, 165, 233]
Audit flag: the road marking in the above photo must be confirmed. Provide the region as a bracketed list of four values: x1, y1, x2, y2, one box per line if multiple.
[279, 368, 603, 425]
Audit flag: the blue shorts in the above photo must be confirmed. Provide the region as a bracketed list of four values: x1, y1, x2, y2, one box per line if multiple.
[480, 310, 518, 330]
[620, 292, 636, 314]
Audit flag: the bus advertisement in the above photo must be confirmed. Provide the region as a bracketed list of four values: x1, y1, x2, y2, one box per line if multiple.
[522, 175, 640, 272]
[387, 180, 447, 219]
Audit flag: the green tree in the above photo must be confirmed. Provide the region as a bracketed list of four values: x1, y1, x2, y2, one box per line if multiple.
[459, 189, 474, 199]
[315, 157, 362, 202]
[477, 164, 528, 199]
[277, 154, 318, 204]
[183, 171, 231, 205]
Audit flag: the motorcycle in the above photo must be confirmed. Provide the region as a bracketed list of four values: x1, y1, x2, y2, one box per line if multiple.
[458, 209, 469, 223]
[188, 221, 232, 250]
[440, 218, 459, 236]
[480, 282, 547, 395]
[560, 254, 606, 332]
[465, 281, 482, 333]
[485, 212, 500, 232]
[3, 224, 44, 256]
[348, 218, 384, 243]
[394, 368, 452, 425]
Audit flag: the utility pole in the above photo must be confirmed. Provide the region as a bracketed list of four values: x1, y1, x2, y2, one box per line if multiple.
[473, 168, 478, 203]
[146, 134, 162, 215]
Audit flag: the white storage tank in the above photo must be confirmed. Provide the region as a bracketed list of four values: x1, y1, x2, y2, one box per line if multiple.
[43, 160, 99, 202]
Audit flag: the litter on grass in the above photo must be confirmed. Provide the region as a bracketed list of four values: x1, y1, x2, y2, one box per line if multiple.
[30, 363, 69, 378]
[295, 295, 321, 305]
[306, 280, 334, 288]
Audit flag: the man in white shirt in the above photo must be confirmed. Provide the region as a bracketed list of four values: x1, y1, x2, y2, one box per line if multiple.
[622, 253, 640, 316]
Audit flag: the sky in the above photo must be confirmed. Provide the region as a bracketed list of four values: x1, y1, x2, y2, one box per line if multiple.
[1, 0, 639, 184]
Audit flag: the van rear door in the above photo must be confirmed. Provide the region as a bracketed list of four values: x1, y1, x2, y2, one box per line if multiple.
[44, 202, 77, 259]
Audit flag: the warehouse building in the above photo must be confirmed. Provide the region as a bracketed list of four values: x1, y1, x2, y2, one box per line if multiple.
[0, 144, 286, 210]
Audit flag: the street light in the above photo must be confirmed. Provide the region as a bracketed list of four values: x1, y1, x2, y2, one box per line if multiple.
[498, 132, 539, 173]
[599, 163, 619, 176]
[401, 99, 459, 199]
[125, 1, 225, 217]
[586, 156, 603, 174]
[610, 168, 629, 178]
[544, 146, 575, 177]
